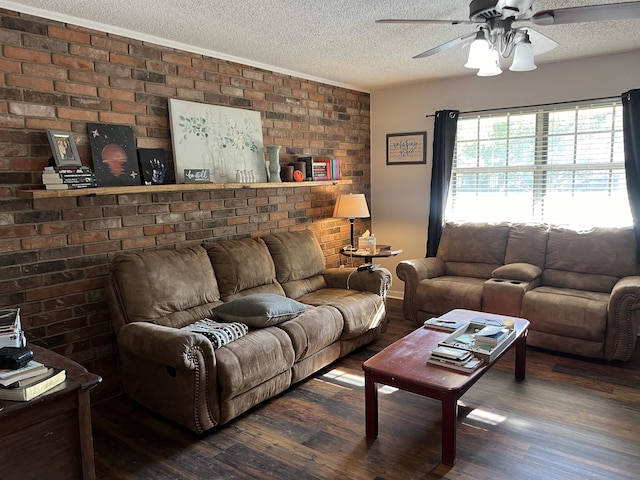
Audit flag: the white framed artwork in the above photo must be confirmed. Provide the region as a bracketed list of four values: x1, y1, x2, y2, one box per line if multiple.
[168, 99, 267, 183]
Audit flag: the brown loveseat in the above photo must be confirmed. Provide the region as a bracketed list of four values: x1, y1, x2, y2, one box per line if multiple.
[105, 229, 391, 433]
[396, 222, 640, 361]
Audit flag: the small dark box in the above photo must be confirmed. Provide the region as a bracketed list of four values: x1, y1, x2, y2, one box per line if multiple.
[0, 347, 33, 370]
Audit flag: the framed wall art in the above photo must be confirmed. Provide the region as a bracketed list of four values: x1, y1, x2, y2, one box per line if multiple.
[137, 148, 168, 185]
[46, 130, 82, 167]
[386, 131, 427, 165]
[168, 99, 267, 184]
[87, 123, 141, 187]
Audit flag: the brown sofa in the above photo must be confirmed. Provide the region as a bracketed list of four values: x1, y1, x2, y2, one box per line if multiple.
[105, 229, 391, 433]
[396, 222, 640, 362]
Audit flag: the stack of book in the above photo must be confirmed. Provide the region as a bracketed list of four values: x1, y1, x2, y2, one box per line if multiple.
[298, 156, 341, 181]
[0, 358, 66, 402]
[427, 345, 484, 373]
[41, 165, 98, 190]
[0, 308, 26, 348]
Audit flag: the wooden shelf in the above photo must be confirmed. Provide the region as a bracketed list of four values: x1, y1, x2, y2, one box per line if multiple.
[18, 179, 351, 199]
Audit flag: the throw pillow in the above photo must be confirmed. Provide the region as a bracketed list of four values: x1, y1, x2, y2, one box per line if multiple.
[182, 319, 248, 349]
[212, 293, 307, 328]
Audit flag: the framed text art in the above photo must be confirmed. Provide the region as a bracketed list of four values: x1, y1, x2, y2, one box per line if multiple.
[168, 99, 267, 184]
[386, 132, 427, 165]
[87, 123, 141, 186]
[46, 130, 82, 167]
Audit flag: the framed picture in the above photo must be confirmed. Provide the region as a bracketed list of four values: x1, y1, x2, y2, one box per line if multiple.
[87, 123, 141, 187]
[46, 130, 82, 167]
[386, 132, 427, 165]
[168, 99, 267, 184]
[137, 148, 168, 185]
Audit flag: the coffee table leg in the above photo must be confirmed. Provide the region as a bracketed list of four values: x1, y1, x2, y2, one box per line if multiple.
[441, 395, 458, 466]
[364, 372, 378, 438]
[515, 329, 528, 380]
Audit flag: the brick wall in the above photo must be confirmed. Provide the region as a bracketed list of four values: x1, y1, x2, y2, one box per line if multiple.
[0, 9, 371, 400]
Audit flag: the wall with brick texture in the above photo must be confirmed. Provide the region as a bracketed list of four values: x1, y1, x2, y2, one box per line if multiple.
[0, 9, 371, 400]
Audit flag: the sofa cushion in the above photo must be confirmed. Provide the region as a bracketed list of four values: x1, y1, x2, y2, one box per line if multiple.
[438, 222, 510, 278]
[415, 276, 485, 316]
[206, 238, 283, 300]
[522, 286, 609, 342]
[211, 293, 307, 328]
[111, 246, 221, 327]
[542, 226, 636, 292]
[262, 230, 326, 284]
[215, 327, 294, 422]
[276, 305, 343, 361]
[296, 288, 385, 340]
[492, 263, 542, 282]
[504, 223, 549, 268]
[181, 319, 248, 349]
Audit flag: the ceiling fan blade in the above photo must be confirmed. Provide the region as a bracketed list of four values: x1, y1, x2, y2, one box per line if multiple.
[525, 28, 559, 56]
[413, 31, 478, 59]
[531, 1, 640, 25]
[376, 19, 474, 26]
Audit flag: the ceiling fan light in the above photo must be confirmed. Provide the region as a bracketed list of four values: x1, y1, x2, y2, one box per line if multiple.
[477, 50, 502, 76]
[464, 32, 491, 69]
[510, 39, 537, 71]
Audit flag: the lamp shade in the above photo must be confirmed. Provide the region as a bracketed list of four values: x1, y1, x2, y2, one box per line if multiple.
[477, 49, 502, 77]
[464, 31, 491, 69]
[333, 194, 370, 219]
[509, 36, 537, 71]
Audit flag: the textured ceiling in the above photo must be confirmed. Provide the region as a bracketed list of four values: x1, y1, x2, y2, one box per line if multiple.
[3, 0, 640, 92]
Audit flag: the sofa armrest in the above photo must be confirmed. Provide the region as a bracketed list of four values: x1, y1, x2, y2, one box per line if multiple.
[606, 276, 640, 361]
[117, 321, 216, 370]
[324, 267, 392, 298]
[395, 258, 445, 323]
[492, 263, 542, 283]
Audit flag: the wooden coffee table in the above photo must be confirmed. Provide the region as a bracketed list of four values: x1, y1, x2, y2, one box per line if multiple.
[362, 309, 529, 467]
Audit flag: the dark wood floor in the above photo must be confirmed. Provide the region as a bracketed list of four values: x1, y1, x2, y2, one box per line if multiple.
[91, 299, 640, 480]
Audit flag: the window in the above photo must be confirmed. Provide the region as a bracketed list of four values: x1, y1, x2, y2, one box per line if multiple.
[445, 100, 632, 227]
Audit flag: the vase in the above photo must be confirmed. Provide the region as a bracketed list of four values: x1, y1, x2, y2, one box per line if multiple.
[266, 145, 281, 183]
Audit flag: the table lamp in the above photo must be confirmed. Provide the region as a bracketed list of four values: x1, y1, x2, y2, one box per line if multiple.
[333, 193, 370, 250]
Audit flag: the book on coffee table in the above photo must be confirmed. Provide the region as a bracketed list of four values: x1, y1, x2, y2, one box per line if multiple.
[427, 356, 484, 373]
[423, 317, 469, 332]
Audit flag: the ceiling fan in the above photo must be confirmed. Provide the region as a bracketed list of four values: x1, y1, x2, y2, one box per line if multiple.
[376, 0, 640, 75]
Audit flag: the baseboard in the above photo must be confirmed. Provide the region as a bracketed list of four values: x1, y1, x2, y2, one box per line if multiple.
[387, 290, 404, 300]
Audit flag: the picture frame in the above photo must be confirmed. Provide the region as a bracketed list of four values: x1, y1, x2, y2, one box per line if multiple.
[137, 148, 168, 185]
[46, 130, 82, 167]
[87, 123, 141, 187]
[168, 99, 267, 184]
[386, 131, 427, 165]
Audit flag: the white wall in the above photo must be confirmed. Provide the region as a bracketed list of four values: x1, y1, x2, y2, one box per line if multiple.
[371, 50, 640, 299]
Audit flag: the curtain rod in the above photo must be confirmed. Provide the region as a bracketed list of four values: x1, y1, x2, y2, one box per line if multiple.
[425, 94, 620, 118]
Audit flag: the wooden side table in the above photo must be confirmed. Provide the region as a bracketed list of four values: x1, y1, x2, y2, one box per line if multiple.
[0, 344, 102, 480]
[340, 247, 403, 264]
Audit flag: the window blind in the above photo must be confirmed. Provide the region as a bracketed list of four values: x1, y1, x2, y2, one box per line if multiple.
[446, 99, 632, 227]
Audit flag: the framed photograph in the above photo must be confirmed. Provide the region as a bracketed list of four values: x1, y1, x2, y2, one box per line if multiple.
[386, 132, 427, 165]
[46, 130, 82, 167]
[137, 148, 168, 185]
[168, 99, 267, 184]
[87, 123, 141, 187]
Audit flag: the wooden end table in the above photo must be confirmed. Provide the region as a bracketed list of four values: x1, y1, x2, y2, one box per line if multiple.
[362, 309, 529, 467]
[340, 247, 403, 264]
[0, 344, 102, 480]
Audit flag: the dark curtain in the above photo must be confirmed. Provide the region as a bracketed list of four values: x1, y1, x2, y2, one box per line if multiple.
[623, 89, 640, 263]
[426, 109, 459, 257]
